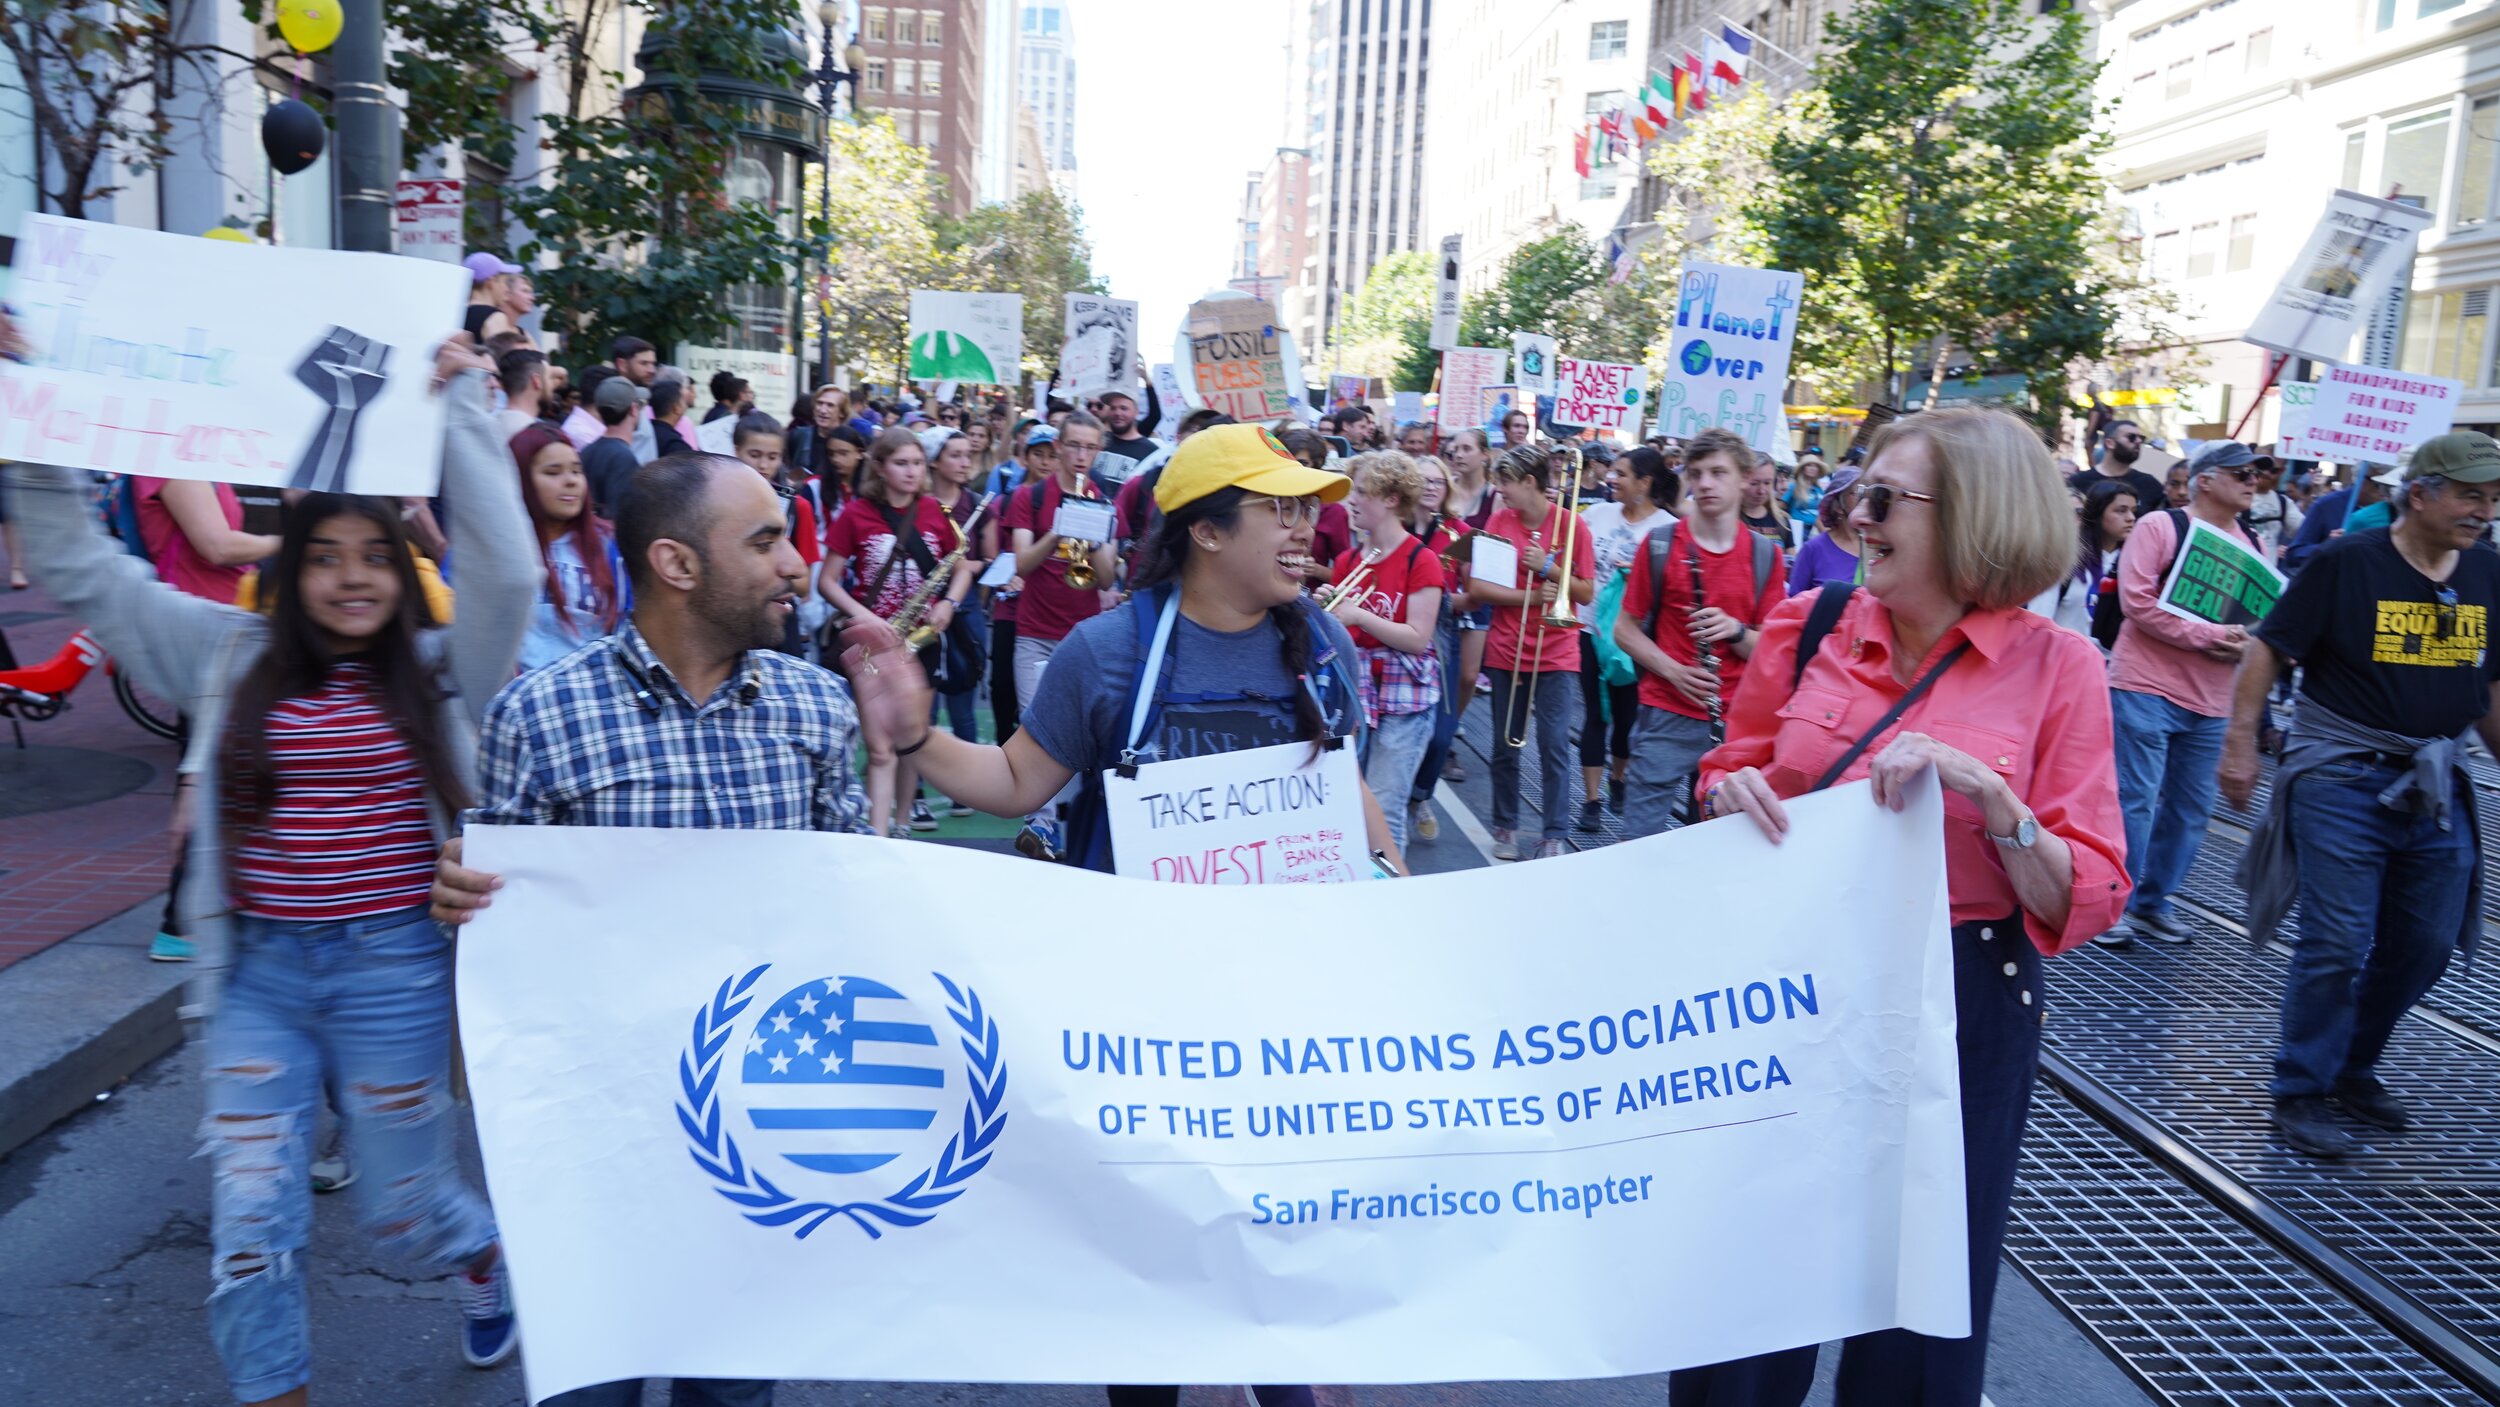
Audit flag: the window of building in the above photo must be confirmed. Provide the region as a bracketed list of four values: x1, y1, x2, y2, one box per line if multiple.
[2186, 221, 2219, 278]
[2378, 0, 2471, 31]
[2384, 109, 2453, 220]
[895, 10, 917, 44]
[921, 60, 941, 98]
[2246, 27, 2271, 70]
[2401, 288, 2489, 384]
[2460, 97, 2498, 229]
[901, 58, 922, 94]
[865, 6, 888, 42]
[2203, 42, 2234, 88]
[923, 10, 942, 44]
[2164, 59, 2192, 101]
[2343, 128, 2368, 189]
[1580, 177, 1618, 201]
[1043, 6, 1060, 33]
[865, 57, 888, 93]
[2150, 228, 2182, 280]
[2130, 69, 2157, 108]
[1022, 7, 1037, 32]
[923, 111, 945, 146]
[1588, 20, 1628, 59]
[2227, 213, 2256, 271]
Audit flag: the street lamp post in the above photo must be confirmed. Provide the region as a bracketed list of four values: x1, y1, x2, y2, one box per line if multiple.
[811, 1, 866, 390]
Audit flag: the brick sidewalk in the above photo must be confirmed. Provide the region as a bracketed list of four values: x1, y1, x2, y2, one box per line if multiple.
[0, 575, 181, 971]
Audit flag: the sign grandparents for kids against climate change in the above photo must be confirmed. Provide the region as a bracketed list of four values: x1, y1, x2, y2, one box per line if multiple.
[1659, 260, 1801, 456]
[455, 777, 1969, 1397]
[2288, 363, 2460, 465]
[1, 214, 468, 495]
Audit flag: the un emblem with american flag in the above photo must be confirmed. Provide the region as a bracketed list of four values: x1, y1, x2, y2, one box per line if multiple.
[677, 965, 1007, 1240]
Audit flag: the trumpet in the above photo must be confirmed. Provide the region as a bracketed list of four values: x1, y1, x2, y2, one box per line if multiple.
[1055, 535, 1098, 590]
[891, 492, 998, 651]
[1318, 547, 1386, 612]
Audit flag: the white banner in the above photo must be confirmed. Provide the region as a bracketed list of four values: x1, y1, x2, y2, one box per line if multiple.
[1512, 332, 1558, 397]
[458, 779, 1969, 1400]
[2, 214, 466, 494]
[1657, 260, 1801, 455]
[2288, 364, 2461, 465]
[2274, 380, 2319, 452]
[1059, 294, 1140, 397]
[2245, 190, 2434, 365]
[1431, 234, 1464, 351]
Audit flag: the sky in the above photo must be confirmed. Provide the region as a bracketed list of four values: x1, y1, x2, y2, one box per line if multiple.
[1067, 0, 1288, 363]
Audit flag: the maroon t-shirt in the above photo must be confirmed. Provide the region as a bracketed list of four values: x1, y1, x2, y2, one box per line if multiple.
[998, 476, 1107, 643]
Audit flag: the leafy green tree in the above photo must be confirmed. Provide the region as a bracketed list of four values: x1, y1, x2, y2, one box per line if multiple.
[1457, 227, 1647, 367]
[1743, 0, 2118, 415]
[503, 2, 820, 358]
[813, 114, 955, 383]
[1329, 250, 1438, 391]
[939, 188, 1106, 381]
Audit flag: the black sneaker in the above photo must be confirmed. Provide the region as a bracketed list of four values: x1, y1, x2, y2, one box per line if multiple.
[2132, 909, 2192, 945]
[1607, 775, 1626, 816]
[2331, 1076, 2411, 1132]
[2090, 922, 2136, 950]
[2272, 1095, 2356, 1158]
[908, 800, 939, 832]
[1575, 800, 1605, 834]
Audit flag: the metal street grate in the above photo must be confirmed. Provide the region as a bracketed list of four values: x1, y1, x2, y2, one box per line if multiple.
[2009, 1086, 2481, 1406]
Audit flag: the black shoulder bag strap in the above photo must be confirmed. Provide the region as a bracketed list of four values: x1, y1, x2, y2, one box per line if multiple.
[1809, 637, 1973, 793]
[1791, 583, 1857, 693]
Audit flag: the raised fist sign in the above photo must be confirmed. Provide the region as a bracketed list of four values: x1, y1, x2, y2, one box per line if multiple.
[287, 326, 391, 492]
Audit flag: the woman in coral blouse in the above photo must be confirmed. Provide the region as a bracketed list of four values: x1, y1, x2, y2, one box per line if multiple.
[1679, 406, 2129, 1407]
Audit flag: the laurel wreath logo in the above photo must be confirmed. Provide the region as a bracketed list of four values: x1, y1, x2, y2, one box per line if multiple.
[677, 965, 1008, 1240]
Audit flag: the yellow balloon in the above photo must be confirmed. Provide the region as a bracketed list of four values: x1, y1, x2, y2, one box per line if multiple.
[277, 0, 342, 53]
[201, 226, 253, 243]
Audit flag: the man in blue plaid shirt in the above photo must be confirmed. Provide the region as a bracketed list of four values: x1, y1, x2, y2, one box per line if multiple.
[431, 451, 866, 1407]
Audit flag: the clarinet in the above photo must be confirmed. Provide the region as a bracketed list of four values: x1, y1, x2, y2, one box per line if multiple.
[1688, 533, 1724, 746]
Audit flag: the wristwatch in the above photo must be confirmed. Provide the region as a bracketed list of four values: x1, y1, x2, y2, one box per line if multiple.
[1988, 812, 2039, 849]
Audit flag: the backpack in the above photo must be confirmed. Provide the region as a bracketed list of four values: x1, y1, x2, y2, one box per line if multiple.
[96, 476, 153, 559]
[2091, 508, 2187, 649]
[1058, 588, 1356, 872]
[1639, 520, 1779, 642]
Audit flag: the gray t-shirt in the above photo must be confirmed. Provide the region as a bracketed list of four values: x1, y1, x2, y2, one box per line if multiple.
[1022, 597, 1366, 774]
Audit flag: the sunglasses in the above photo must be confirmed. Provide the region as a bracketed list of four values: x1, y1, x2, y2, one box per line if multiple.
[1251, 493, 1324, 528]
[1859, 483, 1938, 522]
[2216, 466, 2258, 483]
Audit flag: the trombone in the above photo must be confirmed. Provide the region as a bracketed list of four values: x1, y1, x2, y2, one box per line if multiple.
[1502, 445, 1584, 749]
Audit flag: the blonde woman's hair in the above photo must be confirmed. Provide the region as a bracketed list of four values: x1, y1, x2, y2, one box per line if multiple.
[1865, 407, 2074, 610]
[1347, 450, 1428, 518]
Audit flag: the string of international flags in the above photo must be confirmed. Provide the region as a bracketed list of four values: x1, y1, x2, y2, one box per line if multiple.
[1572, 22, 1759, 180]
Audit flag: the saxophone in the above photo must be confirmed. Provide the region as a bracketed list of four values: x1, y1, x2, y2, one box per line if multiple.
[890, 492, 997, 651]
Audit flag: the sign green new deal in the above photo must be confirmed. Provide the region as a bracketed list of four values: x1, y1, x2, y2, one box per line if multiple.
[2157, 519, 2286, 628]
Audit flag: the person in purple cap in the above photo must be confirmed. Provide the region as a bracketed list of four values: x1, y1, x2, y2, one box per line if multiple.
[462, 253, 524, 348]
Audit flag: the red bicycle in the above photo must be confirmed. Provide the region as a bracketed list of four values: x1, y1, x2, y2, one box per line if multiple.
[0, 627, 183, 747]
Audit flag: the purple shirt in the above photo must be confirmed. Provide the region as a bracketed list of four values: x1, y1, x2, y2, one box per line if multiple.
[1786, 531, 1860, 595]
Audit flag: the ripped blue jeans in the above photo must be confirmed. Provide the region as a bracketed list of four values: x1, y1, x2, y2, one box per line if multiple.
[202, 905, 497, 1403]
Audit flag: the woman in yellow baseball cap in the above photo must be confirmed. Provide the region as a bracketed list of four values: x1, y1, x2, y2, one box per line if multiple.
[844, 422, 1407, 885]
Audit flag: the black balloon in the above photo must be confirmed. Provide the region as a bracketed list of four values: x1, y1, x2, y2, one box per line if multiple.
[261, 99, 326, 175]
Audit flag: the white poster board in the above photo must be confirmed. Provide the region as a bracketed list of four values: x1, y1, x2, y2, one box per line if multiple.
[1512, 332, 1559, 397]
[1436, 347, 1507, 429]
[457, 777, 1966, 1398]
[1551, 357, 1648, 434]
[1656, 260, 1801, 455]
[2244, 190, 2436, 365]
[908, 290, 1024, 386]
[677, 344, 799, 423]
[1431, 234, 1464, 350]
[2274, 380, 2319, 453]
[1, 214, 467, 493]
[2288, 364, 2461, 465]
[1059, 294, 1140, 397]
[1104, 739, 1369, 883]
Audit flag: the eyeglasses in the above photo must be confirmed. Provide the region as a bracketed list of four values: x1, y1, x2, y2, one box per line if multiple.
[1858, 483, 1938, 522]
[2436, 583, 2459, 640]
[2217, 467, 2258, 483]
[1251, 493, 1324, 528]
